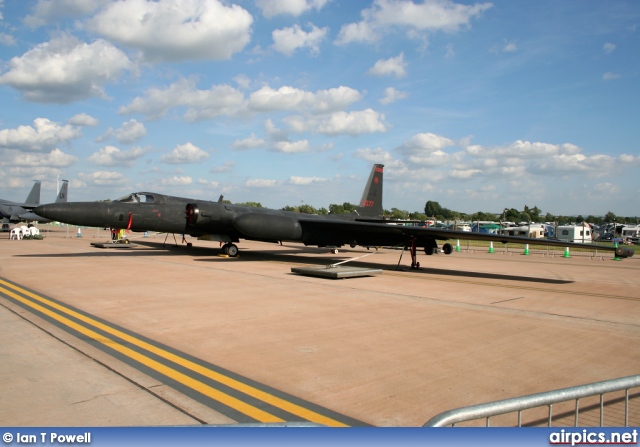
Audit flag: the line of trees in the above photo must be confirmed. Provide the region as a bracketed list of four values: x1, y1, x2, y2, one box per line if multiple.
[423, 201, 636, 225]
[235, 200, 637, 225]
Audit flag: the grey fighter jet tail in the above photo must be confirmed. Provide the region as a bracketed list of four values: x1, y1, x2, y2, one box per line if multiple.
[25, 181, 41, 206]
[4, 179, 69, 223]
[55, 180, 69, 203]
[0, 180, 42, 222]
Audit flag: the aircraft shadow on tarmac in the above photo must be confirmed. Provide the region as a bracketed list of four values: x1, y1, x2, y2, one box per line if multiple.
[17, 239, 573, 285]
[16, 240, 573, 284]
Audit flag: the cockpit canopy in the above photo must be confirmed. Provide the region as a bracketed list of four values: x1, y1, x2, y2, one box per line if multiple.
[115, 193, 157, 204]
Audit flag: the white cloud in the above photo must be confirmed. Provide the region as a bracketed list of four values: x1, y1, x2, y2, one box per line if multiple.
[272, 23, 328, 56]
[234, 74, 251, 90]
[24, 0, 108, 28]
[2, 148, 77, 167]
[336, 0, 492, 45]
[283, 109, 387, 136]
[68, 113, 99, 127]
[0, 118, 81, 152]
[502, 40, 517, 52]
[465, 140, 580, 159]
[246, 179, 278, 187]
[197, 178, 220, 188]
[160, 176, 192, 186]
[398, 132, 456, 153]
[264, 119, 289, 141]
[335, 21, 378, 45]
[114, 119, 146, 144]
[249, 86, 310, 111]
[120, 78, 245, 121]
[232, 134, 267, 150]
[603, 42, 616, 54]
[603, 72, 621, 81]
[395, 132, 461, 167]
[449, 168, 481, 179]
[161, 142, 209, 164]
[379, 87, 408, 104]
[122, 80, 364, 121]
[393, 135, 637, 186]
[86, 0, 253, 62]
[257, 0, 330, 18]
[617, 154, 640, 166]
[272, 139, 310, 153]
[88, 145, 145, 167]
[0, 32, 15, 45]
[368, 53, 408, 78]
[8, 166, 66, 179]
[445, 43, 455, 58]
[528, 153, 617, 177]
[78, 170, 128, 186]
[288, 176, 327, 185]
[490, 39, 517, 54]
[353, 147, 396, 164]
[211, 161, 236, 173]
[248, 85, 362, 113]
[0, 34, 132, 103]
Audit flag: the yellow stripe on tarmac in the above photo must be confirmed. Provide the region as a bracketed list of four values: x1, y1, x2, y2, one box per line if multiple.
[0, 284, 283, 423]
[0, 279, 349, 427]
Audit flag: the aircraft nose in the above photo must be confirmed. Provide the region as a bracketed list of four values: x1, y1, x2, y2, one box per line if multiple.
[33, 205, 58, 220]
[34, 203, 71, 223]
[35, 202, 110, 228]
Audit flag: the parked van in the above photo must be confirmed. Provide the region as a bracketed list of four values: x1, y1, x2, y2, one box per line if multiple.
[556, 223, 592, 243]
[617, 225, 640, 244]
[499, 224, 546, 238]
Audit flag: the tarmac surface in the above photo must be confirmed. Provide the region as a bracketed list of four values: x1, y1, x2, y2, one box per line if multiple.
[1, 225, 639, 427]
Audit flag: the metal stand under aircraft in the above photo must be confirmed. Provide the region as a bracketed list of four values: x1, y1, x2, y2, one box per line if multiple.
[290, 251, 382, 279]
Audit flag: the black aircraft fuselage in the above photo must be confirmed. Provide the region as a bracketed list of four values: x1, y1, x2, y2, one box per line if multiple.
[37, 193, 402, 248]
[34, 164, 634, 266]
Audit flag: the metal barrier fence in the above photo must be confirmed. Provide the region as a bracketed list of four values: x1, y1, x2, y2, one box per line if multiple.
[423, 374, 640, 427]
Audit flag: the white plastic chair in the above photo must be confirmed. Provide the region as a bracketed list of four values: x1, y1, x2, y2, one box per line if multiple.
[10, 228, 22, 240]
[20, 226, 30, 237]
[29, 227, 40, 236]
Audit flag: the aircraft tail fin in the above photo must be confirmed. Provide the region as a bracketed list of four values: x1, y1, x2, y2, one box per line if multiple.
[25, 181, 41, 206]
[55, 180, 69, 203]
[355, 164, 384, 217]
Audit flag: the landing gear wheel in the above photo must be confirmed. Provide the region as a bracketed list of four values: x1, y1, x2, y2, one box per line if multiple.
[331, 248, 339, 254]
[226, 244, 239, 257]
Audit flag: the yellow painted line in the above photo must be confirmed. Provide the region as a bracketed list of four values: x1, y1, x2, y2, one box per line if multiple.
[0, 279, 349, 427]
[0, 284, 283, 423]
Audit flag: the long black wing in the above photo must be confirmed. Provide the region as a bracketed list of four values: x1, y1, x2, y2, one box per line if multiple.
[296, 218, 634, 258]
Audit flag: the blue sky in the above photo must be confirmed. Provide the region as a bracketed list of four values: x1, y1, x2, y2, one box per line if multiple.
[0, 0, 638, 216]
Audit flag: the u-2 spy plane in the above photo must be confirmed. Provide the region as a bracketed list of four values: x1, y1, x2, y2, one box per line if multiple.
[34, 165, 633, 268]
